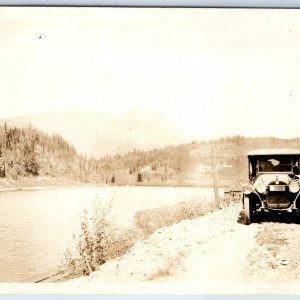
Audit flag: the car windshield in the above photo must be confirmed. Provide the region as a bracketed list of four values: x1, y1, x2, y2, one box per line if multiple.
[257, 156, 293, 173]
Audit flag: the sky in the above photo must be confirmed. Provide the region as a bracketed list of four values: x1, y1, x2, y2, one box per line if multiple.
[1, 7, 300, 140]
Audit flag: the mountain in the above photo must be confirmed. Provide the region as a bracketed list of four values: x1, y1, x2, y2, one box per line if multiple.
[11, 109, 188, 158]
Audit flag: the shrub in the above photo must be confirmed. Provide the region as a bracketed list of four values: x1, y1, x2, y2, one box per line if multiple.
[59, 200, 144, 280]
[59, 200, 112, 278]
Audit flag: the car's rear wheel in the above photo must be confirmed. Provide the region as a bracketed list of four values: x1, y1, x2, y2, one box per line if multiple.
[244, 195, 252, 225]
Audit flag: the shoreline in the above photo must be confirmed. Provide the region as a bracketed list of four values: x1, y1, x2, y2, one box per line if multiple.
[0, 176, 234, 193]
[0, 176, 100, 193]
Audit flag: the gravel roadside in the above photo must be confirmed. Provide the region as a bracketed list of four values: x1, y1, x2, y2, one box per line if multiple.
[63, 204, 300, 294]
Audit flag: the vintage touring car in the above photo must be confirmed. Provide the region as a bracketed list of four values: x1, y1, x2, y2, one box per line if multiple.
[242, 149, 300, 225]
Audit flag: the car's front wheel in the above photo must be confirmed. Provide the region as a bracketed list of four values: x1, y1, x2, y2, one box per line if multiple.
[244, 195, 252, 225]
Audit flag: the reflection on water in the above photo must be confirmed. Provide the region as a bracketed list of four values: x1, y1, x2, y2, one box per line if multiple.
[0, 186, 214, 282]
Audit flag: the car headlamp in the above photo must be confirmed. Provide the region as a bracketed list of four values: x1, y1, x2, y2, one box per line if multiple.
[289, 182, 299, 193]
[256, 182, 267, 194]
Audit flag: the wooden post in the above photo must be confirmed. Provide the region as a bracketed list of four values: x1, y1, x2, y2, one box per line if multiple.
[211, 143, 220, 209]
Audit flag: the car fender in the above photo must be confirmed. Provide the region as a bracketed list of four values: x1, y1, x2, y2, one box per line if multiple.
[242, 190, 263, 208]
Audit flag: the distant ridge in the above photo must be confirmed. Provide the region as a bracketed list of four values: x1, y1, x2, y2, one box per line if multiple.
[11, 109, 188, 158]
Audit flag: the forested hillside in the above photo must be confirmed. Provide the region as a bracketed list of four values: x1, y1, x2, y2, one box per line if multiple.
[0, 123, 104, 183]
[99, 135, 300, 188]
[2, 121, 300, 189]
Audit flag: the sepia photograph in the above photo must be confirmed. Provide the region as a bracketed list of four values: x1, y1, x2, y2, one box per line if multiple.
[1, 6, 300, 294]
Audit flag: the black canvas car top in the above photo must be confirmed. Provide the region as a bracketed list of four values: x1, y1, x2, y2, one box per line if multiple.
[247, 149, 300, 157]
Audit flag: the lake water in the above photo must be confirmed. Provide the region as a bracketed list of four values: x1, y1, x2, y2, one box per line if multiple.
[0, 186, 214, 282]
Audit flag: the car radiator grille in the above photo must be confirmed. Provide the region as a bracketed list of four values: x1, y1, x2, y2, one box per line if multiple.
[266, 190, 290, 209]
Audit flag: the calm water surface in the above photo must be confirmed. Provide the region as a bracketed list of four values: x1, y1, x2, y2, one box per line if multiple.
[0, 186, 214, 282]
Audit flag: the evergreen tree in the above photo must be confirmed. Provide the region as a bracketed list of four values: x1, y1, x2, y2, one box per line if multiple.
[111, 174, 115, 184]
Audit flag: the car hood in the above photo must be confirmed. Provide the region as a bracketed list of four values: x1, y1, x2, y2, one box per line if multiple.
[254, 174, 293, 186]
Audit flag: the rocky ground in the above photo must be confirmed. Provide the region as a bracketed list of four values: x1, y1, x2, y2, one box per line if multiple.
[61, 204, 300, 294]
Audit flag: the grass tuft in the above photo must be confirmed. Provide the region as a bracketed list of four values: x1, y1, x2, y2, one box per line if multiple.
[134, 197, 212, 235]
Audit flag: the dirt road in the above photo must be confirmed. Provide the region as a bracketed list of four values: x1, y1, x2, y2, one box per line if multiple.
[67, 204, 300, 294]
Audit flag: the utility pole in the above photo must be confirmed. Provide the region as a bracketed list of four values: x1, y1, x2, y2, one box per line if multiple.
[199, 143, 235, 208]
[211, 143, 220, 209]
